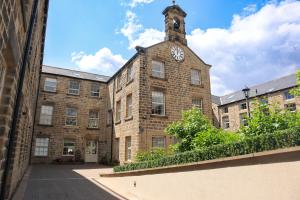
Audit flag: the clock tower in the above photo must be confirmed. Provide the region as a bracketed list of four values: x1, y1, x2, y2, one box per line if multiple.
[162, 1, 187, 45]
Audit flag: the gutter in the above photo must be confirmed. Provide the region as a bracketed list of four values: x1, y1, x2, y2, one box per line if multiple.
[110, 79, 115, 163]
[0, 0, 39, 199]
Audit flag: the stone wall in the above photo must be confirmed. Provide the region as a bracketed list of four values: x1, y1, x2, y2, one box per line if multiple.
[0, 0, 48, 199]
[32, 73, 111, 164]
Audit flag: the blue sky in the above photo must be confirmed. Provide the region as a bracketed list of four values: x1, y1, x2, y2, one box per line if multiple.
[43, 0, 300, 95]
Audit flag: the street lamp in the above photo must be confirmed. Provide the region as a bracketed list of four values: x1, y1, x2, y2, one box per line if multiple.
[242, 86, 251, 118]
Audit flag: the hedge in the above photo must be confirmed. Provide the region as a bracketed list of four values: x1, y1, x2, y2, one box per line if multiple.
[113, 128, 300, 172]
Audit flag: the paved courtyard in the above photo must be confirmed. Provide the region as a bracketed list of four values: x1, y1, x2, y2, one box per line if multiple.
[13, 164, 122, 200]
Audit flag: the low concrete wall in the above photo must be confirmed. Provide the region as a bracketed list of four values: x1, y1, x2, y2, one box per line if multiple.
[98, 147, 300, 200]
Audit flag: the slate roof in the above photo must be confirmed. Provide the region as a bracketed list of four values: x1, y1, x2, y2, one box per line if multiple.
[42, 65, 111, 82]
[212, 73, 297, 106]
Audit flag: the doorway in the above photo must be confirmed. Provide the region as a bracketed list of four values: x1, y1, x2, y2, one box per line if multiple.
[85, 140, 98, 163]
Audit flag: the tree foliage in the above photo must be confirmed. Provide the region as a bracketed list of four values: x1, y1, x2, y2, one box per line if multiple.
[291, 70, 300, 96]
[239, 100, 300, 137]
[165, 107, 242, 152]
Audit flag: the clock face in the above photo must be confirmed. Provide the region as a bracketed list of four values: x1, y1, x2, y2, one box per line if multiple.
[171, 46, 184, 61]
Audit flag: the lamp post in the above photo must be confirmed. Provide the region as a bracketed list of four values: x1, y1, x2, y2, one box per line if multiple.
[242, 86, 251, 118]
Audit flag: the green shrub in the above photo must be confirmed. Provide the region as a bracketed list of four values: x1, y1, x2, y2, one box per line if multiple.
[136, 148, 174, 162]
[165, 107, 242, 152]
[113, 127, 300, 172]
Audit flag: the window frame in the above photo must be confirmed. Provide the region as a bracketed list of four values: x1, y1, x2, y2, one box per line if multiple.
[191, 69, 201, 85]
[222, 116, 230, 129]
[127, 65, 134, 82]
[151, 91, 165, 116]
[126, 94, 133, 118]
[285, 103, 296, 112]
[224, 107, 229, 113]
[39, 105, 54, 125]
[68, 80, 80, 95]
[240, 102, 247, 110]
[125, 136, 131, 161]
[240, 113, 248, 127]
[284, 90, 294, 100]
[152, 136, 166, 149]
[63, 139, 75, 156]
[34, 138, 49, 157]
[90, 82, 100, 97]
[44, 78, 57, 92]
[88, 110, 99, 128]
[116, 100, 121, 122]
[152, 61, 165, 79]
[65, 107, 78, 126]
[116, 74, 122, 91]
[192, 98, 203, 111]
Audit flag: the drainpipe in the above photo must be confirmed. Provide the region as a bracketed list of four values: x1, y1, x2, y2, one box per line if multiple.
[29, 0, 49, 165]
[0, 0, 39, 199]
[110, 80, 115, 163]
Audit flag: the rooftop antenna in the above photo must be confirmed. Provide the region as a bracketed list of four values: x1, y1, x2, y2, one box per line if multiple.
[172, 0, 176, 5]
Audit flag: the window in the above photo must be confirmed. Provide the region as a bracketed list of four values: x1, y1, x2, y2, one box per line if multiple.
[116, 74, 122, 90]
[116, 101, 121, 122]
[222, 116, 230, 129]
[127, 65, 134, 82]
[65, 107, 78, 126]
[39, 105, 53, 125]
[90, 83, 100, 97]
[152, 136, 166, 149]
[224, 107, 229, 113]
[126, 94, 133, 118]
[240, 113, 248, 126]
[68, 80, 80, 95]
[88, 110, 99, 128]
[152, 61, 165, 78]
[260, 98, 268, 105]
[152, 91, 165, 115]
[240, 102, 247, 110]
[34, 138, 49, 156]
[191, 69, 201, 85]
[192, 98, 203, 111]
[63, 139, 75, 155]
[284, 90, 294, 100]
[44, 78, 57, 92]
[285, 103, 296, 112]
[107, 110, 112, 125]
[125, 136, 131, 161]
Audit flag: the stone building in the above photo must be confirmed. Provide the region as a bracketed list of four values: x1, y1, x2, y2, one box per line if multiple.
[0, 0, 49, 199]
[31, 4, 213, 165]
[212, 73, 299, 131]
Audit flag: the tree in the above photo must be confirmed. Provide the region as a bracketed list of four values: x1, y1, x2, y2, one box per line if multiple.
[291, 70, 300, 96]
[239, 100, 300, 137]
[165, 108, 241, 152]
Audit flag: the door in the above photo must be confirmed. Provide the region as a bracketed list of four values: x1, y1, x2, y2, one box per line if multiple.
[85, 140, 98, 163]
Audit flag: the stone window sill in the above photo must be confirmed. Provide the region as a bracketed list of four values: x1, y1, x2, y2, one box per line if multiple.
[115, 120, 121, 125]
[116, 88, 122, 93]
[43, 90, 57, 94]
[38, 124, 53, 127]
[126, 79, 134, 86]
[67, 93, 80, 97]
[125, 116, 133, 122]
[64, 125, 79, 129]
[190, 83, 204, 88]
[87, 127, 100, 130]
[34, 155, 48, 157]
[150, 114, 168, 119]
[150, 76, 167, 81]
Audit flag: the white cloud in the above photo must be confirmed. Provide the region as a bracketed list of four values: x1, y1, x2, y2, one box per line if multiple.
[71, 48, 126, 76]
[187, 0, 300, 95]
[130, 0, 154, 8]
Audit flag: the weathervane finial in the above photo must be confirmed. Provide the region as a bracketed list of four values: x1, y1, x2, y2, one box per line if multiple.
[172, 0, 176, 5]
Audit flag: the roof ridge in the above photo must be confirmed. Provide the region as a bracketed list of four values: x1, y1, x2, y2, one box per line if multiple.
[221, 73, 296, 97]
[42, 65, 111, 78]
